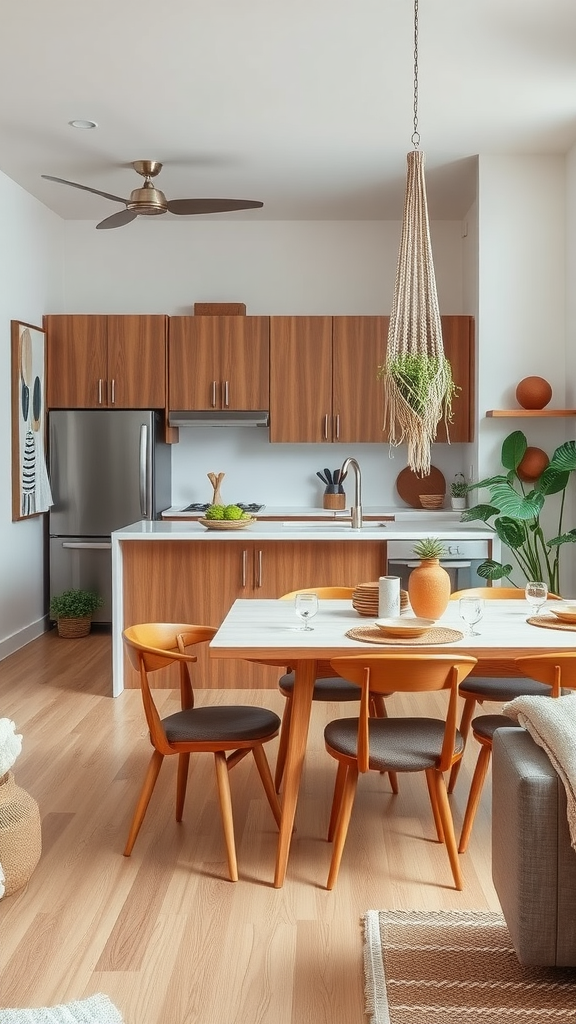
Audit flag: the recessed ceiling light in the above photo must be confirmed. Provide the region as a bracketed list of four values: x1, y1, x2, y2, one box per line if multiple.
[68, 119, 98, 130]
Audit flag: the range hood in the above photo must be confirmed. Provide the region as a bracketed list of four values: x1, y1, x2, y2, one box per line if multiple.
[168, 410, 269, 428]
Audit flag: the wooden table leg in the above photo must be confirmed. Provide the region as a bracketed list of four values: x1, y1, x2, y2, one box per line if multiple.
[274, 658, 316, 888]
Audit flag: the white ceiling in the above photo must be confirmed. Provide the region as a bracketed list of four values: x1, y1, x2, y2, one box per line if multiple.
[2, 0, 576, 225]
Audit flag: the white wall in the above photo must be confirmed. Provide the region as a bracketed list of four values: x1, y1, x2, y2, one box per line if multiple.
[0, 172, 63, 658]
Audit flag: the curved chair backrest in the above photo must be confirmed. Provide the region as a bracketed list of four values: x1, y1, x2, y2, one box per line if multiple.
[451, 587, 560, 600]
[514, 652, 576, 696]
[280, 587, 355, 600]
[123, 623, 217, 754]
[329, 654, 477, 773]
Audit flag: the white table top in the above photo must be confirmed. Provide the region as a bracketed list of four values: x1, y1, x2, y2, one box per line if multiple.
[209, 599, 576, 658]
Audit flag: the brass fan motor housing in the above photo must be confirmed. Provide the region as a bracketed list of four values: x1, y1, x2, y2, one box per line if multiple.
[127, 185, 167, 214]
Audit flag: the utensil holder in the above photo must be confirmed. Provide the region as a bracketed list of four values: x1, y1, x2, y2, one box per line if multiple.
[323, 487, 346, 510]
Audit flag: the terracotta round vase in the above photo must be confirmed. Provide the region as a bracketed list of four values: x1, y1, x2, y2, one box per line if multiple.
[408, 558, 451, 619]
[515, 376, 552, 410]
[517, 446, 549, 482]
[0, 771, 42, 897]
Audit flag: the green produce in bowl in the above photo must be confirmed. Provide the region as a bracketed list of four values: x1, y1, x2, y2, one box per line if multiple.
[223, 504, 244, 520]
[204, 504, 225, 520]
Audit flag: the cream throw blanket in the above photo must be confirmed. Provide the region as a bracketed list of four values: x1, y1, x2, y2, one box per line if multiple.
[503, 693, 576, 850]
[0, 994, 123, 1024]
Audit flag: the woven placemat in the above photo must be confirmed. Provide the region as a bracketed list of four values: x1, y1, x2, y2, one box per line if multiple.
[346, 626, 464, 646]
[527, 614, 576, 632]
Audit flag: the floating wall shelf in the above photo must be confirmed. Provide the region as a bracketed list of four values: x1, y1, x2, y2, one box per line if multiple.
[486, 409, 576, 418]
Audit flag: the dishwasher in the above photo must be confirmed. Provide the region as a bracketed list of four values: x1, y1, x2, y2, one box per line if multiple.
[386, 538, 494, 594]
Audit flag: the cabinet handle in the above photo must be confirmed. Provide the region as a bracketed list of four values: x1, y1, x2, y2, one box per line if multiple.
[242, 549, 247, 588]
[323, 414, 329, 440]
[256, 549, 263, 588]
[211, 381, 217, 408]
[98, 379, 103, 405]
[335, 414, 340, 440]
[110, 379, 115, 405]
[224, 380, 229, 408]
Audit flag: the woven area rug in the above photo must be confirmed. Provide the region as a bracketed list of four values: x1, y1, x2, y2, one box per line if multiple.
[362, 909, 576, 1024]
[0, 994, 123, 1024]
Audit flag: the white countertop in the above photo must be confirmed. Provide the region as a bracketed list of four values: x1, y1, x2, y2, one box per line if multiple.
[113, 519, 496, 542]
[161, 504, 465, 520]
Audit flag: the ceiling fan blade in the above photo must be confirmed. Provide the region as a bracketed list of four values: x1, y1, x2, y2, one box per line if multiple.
[96, 209, 139, 230]
[167, 198, 264, 215]
[41, 174, 128, 205]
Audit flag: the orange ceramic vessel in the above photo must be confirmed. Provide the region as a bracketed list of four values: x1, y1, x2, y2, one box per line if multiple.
[408, 558, 451, 619]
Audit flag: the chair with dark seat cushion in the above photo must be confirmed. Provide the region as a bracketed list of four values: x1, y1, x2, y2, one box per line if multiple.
[275, 587, 395, 793]
[123, 622, 282, 881]
[447, 586, 561, 793]
[323, 652, 477, 891]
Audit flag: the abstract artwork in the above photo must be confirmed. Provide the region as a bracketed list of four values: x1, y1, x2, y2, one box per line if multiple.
[11, 320, 53, 520]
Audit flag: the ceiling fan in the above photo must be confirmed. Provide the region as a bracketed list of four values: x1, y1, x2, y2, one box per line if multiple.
[41, 160, 263, 229]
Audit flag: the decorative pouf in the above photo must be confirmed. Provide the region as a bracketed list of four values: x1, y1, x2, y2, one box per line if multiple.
[0, 771, 42, 897]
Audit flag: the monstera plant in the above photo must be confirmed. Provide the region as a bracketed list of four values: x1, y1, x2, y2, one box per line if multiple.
[461, 430, 576, 595]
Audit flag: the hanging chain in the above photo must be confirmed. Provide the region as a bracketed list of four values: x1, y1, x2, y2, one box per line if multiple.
[411, 0, 420, 148]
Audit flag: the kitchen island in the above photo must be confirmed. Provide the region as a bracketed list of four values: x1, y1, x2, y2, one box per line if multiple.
[111, 517, 499, 695]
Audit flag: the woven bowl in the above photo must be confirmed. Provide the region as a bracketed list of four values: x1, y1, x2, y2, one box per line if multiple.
[419, 494, 445, 509]
[199, 516, 256, 530]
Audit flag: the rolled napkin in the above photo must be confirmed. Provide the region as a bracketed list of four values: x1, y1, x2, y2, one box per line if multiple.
[503, 693, 576, 850]
[378, 576, 401, 618]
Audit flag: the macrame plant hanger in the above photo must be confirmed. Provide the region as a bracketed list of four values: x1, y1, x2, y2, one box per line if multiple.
[379, 0, 456, 476]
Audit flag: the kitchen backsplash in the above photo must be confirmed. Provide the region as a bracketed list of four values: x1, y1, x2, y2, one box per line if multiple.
[170, 427, 473, 508]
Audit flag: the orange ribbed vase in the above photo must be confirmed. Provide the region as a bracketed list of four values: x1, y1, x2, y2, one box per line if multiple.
[408, 558, 451, 619]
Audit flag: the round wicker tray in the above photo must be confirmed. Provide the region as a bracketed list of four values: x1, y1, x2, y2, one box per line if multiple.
[199, 517, 256, 531]
[346, 626, 464, 646]
[527, 615, 576, 632]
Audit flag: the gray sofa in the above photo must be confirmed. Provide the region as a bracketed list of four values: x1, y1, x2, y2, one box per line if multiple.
[492, 727, 576, 966]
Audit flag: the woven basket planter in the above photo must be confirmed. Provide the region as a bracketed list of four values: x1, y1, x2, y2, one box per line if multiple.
[56, 616, 92, 638]
[0, 771, 42, 897]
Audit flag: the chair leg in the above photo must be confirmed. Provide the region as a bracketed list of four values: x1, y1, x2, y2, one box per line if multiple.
[429, 768, 463, 890]
[274, 696, 293, 792]
[176, 752, 190, 821]
[326, 763, 359, 890]
[328, 760, 348, 841]
[213, 750, 238, 882]
[252, 743, 282, 828]
[458, 743, 492, 854]
[425, 767, 444, 843]
[123, 749, 164, 856]
[448, 696, 476, 793]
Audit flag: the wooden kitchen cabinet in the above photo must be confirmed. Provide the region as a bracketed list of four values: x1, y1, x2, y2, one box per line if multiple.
[269, 316, 387, 443]
[121, 538, 386, 688]
[435, 315, 475, 443]
[45, 314, 167, 409]
[169, 315, 269, 411]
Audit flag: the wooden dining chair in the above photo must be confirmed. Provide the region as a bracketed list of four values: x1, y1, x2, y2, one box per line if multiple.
[323, 653, 478, 891]
[122, 622, 282, 881]
[274, 587, 395, 793]
[447, 586, 561, 793]
[457, 650, 576, 853]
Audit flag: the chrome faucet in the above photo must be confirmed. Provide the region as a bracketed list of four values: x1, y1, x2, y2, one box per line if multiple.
[339, 457, 362, 529]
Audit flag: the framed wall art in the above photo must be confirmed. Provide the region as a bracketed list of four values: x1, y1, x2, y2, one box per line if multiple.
[11, 320, 53, 521]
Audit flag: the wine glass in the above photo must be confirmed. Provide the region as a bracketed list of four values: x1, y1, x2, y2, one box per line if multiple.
[459, 596, 484, 636]
[294, 592, 319, 631]
[525, 581, 548, 618]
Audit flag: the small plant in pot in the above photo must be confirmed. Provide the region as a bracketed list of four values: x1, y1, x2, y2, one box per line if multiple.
[49, 589, 104, 638]
[450, 473, 468, 510]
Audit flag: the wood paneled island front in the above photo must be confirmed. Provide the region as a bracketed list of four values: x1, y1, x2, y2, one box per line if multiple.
[111, 519, 498, 695]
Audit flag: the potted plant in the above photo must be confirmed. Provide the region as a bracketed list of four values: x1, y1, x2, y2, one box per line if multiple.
[461, 430, 576, 595]
[49, 588, 104, 638]
[408, 536, 451, 618]
[450, 473, 468, 510]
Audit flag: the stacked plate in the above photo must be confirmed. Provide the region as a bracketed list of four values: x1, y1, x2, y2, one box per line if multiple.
[352, 582, 409, 617]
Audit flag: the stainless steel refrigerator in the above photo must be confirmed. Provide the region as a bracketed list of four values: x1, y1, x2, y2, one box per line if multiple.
[48, 410, 171, 623]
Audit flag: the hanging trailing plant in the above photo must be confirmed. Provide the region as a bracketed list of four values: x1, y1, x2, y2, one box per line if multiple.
[378, 0, 458, 475]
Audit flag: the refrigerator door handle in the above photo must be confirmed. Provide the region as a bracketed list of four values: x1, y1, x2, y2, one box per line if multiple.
[61, 542, 112, 550]
[139, 423, 148, 518]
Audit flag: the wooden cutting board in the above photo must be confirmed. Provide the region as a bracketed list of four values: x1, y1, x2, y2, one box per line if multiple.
[395, 465, 446, 509]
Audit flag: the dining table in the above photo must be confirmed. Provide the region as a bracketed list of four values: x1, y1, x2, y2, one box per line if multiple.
[209, 596, 576, 887]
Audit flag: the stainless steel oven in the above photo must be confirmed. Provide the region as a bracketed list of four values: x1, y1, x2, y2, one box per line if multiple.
[386, 539, 492, 594]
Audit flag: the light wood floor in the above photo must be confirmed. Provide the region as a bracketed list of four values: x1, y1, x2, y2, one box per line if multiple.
[0, 631, 501, 1023]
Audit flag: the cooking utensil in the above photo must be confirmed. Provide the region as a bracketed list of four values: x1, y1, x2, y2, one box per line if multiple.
[324, 468, 332, 484]
[333, 469, 340, 485]
[316, 471, 328, 484]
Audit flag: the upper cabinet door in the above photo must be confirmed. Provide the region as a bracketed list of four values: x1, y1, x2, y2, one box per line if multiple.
[106, 315, 167, 409]
[332, 316, 388, 443]
[169, 316, 269, 410]
[269, 317, 333, 442]
[436, 315, 475, 443]
[46, 315, 108, 408]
